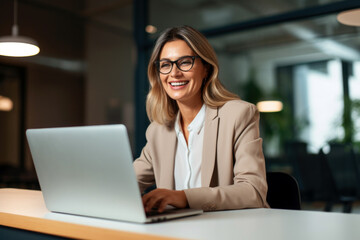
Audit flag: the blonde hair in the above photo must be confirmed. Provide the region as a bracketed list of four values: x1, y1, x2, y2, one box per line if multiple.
[147, 26, 239, 127]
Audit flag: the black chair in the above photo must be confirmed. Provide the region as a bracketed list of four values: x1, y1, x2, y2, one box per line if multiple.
[284, 141, 335, 211]
[266, 171, 301, 210]
[322, 143, 360, 213]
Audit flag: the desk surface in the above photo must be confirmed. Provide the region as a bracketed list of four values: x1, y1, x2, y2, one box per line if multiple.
[1, 188, 360, 240]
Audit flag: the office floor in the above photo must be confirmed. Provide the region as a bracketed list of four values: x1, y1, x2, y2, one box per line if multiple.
[301, 201, 360, 214]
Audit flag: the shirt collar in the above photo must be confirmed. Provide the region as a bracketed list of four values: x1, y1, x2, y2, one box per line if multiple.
[174, 113, 181, 135]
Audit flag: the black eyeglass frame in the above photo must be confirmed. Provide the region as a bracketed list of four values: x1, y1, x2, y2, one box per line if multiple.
[155, 56, 201, 74]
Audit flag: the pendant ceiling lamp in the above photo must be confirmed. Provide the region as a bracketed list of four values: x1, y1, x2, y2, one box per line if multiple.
[0, 95, 13, 111]
[337, 8, 360, 26]
[0, 0, 40, 57]
[256, 100, 283, 113]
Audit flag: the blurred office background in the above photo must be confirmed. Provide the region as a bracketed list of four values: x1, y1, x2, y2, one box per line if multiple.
[1, 0, 360, 212]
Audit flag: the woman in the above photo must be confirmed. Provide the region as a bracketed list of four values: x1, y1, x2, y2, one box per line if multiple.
[134, 26, 269, 213]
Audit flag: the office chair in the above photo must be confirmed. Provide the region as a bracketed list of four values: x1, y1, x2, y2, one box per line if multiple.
[284, 141, 335, 210]
[266, 171, 301, 210]
[322, 143, 360, 213]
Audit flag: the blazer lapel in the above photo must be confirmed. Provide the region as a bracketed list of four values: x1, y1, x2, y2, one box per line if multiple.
[201, 106, 219, 187]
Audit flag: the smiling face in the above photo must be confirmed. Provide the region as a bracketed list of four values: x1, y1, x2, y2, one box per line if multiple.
[159, 39, 207, 107]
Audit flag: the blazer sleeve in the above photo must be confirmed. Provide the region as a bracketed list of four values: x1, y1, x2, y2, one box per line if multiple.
[184, 103, 269, 211]
[133, 125, 156, 194]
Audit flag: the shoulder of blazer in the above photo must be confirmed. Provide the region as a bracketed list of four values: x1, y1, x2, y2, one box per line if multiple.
[217, 100, 257, 120]
[145, 121, 175, 142]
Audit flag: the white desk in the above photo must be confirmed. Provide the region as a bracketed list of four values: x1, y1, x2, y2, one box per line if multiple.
[1, 188, 360, 240]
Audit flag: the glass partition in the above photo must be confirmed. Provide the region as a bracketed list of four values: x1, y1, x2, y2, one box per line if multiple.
[148, 0, 360, 161]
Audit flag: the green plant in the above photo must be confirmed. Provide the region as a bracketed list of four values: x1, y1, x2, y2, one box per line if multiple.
[237, 73, 306, 156]
[329, 97, 360, 150]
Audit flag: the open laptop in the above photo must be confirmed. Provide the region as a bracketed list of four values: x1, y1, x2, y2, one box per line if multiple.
[26, 124, 203, 223]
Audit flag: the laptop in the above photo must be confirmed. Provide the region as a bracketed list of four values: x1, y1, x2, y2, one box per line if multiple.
[26, 124, 203, 223]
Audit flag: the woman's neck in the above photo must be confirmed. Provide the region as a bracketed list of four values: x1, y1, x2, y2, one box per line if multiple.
[177, 100, 203, 127]
[177, 99, 203, 145]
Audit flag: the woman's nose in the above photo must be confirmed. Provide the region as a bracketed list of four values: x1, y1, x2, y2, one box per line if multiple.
[170, 64, 182, 77]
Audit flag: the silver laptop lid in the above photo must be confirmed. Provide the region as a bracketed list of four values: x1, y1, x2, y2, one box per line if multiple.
[26, 124, 147, 223]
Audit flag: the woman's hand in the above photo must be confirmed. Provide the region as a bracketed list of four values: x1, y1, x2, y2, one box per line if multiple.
[142, 188, 188, 213]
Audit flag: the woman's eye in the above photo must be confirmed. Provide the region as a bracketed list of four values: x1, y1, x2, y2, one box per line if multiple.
[160, 62, 171, 68]
[179, 60, 191, 66]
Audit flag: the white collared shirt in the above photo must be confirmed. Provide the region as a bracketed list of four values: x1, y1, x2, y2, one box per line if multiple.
[174, 104, 206, 190]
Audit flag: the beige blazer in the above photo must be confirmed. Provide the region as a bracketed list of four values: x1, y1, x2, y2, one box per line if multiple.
[133, 100, 269, 211]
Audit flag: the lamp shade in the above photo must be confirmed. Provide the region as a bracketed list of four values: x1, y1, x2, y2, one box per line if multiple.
[0, 35, 40, 57]
[337, 8, 360, 26]
[256, 100, 283, 113]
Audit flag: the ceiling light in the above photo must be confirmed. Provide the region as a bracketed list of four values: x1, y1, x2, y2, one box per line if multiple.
[145, 25, 157, 34]
[0, 95, 13, 111]
[256, 100, 283, 113]
[337, 8, 360, 26]
[0, 0, 40, 57]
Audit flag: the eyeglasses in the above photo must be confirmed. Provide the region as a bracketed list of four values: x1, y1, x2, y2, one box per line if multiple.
[155, 56, 200, 74]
